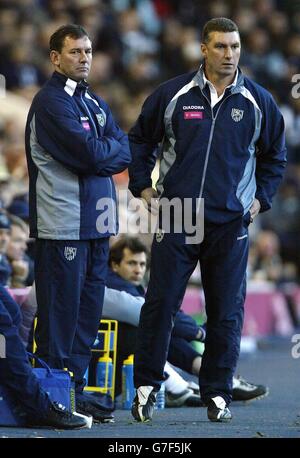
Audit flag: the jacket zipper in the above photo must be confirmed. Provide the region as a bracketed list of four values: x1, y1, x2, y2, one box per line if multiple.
[196, 91, 235, 213]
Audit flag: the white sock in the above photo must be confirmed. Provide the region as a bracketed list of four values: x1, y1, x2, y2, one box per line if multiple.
[164, 362, 189, 394]
[211, 396, 226, 410]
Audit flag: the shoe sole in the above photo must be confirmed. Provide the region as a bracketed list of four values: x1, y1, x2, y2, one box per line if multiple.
[131, 405, 152, 422]
[76, 407, 114, 424]
[208, 411, 232, 422]
[91, 416, 115, 424]
[208, 417, 232, 423]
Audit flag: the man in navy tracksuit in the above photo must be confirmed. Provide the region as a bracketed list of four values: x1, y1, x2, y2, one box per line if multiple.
[128, 18, 287, 422]
[25, 25, 131, 422]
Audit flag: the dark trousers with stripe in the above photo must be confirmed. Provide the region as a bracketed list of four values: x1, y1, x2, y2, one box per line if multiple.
[34, 238, 109, 393]
[134, 216, 249, 405]
[0, 285, 51, 415]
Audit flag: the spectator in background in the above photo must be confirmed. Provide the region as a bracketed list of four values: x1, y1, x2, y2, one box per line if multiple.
[0, 211, 12, 286]
[7, 194, 30, 224]
[6, 215, 33, 288]
[249, 230, 299, 326]
[250, 230, 290, 283]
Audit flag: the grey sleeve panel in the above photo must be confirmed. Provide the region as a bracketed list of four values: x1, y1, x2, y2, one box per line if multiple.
[30, 115, 81, 239]
[236, 87, 263, 214]
[156, 79, 198, 195]
[102, 287, 144, 326]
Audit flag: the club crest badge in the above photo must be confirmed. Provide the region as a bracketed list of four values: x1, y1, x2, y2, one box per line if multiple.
[96, 112, 106, 127]
[64, 247, 77, 261]
[231, 108, 244, 122]
[156, 228, 165, 243]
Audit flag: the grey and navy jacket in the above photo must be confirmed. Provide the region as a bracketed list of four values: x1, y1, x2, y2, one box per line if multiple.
[128, 66, 287, 225]
[25, 71, 131, 239]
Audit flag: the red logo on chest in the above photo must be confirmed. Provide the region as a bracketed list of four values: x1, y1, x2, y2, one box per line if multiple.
[82, 121, 91, 131]
[184, 111, 203, 119]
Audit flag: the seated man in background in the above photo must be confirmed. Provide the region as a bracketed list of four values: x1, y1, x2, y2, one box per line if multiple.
[0, 284, 86, 429]
[6, 215, 34, 288]
[102, 236, 269, 405]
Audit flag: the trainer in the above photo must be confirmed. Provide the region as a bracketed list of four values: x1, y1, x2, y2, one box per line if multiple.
[128, 17, 286, 422]
[25, 24, 131, 422]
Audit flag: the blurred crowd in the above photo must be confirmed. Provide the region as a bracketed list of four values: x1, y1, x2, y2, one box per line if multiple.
[0, 0, 299, 326]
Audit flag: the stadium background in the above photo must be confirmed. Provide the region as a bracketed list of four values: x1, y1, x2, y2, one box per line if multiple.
[0, 0, 299, 332]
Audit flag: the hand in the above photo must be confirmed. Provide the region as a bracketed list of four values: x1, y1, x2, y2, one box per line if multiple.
[140, 187, 159, 215]
[11, 260, 29, 279]
[11, 260, 29, 287]
[249, 198, 261, 222]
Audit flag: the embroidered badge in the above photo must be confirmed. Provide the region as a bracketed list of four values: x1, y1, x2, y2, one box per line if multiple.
[156, 228, 165, 243]
[96, 113, 105, 127]
[64, 247, 77, 261]
[231, 108, 244, 122]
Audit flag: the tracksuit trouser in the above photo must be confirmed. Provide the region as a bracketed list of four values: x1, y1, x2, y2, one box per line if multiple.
[134, 215, 249, 405]
[0, 285, 51, 415]
[34, 238, 109, 393]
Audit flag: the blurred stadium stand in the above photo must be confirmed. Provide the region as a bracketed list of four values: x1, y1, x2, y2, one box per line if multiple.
[0, 0, 299, 337]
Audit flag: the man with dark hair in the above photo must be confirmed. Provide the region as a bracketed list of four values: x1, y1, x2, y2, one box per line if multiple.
[25, 24, 131, 423]
[128, 17, 286, 422]
[49, 24, 88, 53]
[201, 17, 238, 43]
[108, 236, 150, 271]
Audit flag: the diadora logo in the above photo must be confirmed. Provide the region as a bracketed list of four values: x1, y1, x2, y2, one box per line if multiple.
[64, 247, 77, 261]
[183, 106, 204, 110]
[80, 116, 89, 121]
[231, 108, 244, 122]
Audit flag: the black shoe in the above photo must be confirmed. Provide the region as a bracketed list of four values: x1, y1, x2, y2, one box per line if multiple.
[76, 399, 114, 423]
[165, 388, 204, 407]
[27, 402, 87, 429]
[131, 386, 157, 422]
[207, 397, 232, 422]
[78, 391, 114, 412]
[232, 376, 269, 402]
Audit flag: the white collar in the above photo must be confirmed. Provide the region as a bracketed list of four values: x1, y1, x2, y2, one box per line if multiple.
[202, 69, 238, 90]
[203, 70, 238, 108]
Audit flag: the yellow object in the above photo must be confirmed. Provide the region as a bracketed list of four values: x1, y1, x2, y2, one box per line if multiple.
[84, 319, 118, 400]
[123, 354, 134, 365]
[32, 317, 118, 400]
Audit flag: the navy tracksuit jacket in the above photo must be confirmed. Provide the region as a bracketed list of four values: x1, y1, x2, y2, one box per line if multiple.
[25, 72, 131, 392]
[128, 66, 287, 403]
